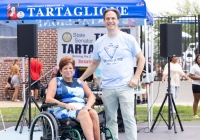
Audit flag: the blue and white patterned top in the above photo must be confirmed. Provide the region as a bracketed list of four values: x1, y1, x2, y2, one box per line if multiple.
[48, 77, 86, 119]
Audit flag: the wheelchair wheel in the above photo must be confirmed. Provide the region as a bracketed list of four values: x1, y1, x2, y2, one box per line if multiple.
[29, 111, 59, 140]
[100, 127, 114, 140]
[61, 129, 82, 140]
[104, 127, 114, 140]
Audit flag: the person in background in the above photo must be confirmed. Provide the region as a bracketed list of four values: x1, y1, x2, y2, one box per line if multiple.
[28, 58, 44, 100]
[162, 56, 192, 112]
[189, 54, 200, 118]
[141, 61, 156, 104]
[80, 8, 145, 140]
[52, 65, 60, 78]
[4, 73, 13, 100]
[10, 59, 21, 102]
[157, 66, 163, 81]
[46, 56, 100, 140]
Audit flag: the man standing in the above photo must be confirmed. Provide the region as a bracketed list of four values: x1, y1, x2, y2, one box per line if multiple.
[80, 8, 145, 140]
[29, 58, 44, 100]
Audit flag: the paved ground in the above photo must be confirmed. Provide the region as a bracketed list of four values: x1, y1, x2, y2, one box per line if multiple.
[1, 122, 200, 140]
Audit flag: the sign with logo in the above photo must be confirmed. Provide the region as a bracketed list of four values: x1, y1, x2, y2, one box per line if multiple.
[57, 27, 137, 67]
[57, 27, 106, 67]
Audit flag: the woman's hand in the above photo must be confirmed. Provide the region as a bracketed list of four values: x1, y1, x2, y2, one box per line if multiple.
[162, 74, 167, 83]
[83, 106, 92, 111]
[188, 78, 193, 83]
[162, 78, 165, 83]
[183, 74, 193, 83]
[65, 104, 78, 111]
[93, 74, 97, 80]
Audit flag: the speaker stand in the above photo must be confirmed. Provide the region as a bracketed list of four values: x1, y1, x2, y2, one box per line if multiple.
[15, 57, 41, 133]
[150, 57, 184, 133]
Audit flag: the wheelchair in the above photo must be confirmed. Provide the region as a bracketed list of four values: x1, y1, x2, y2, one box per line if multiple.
[29, 96, 114, 140]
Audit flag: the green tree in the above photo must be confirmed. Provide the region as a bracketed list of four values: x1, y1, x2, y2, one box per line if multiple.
[176, 0, 200, 16]
[158, 0, 200, 16]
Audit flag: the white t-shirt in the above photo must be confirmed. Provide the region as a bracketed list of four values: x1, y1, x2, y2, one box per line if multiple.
[93, 31, 141, 89]
[190, 64, 200, 85]
[163, 62, 185, 87]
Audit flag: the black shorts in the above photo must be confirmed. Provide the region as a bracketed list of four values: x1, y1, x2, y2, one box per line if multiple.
[31, 79, 40, 90]
[8, 77, 14, 87]
[192, 84, 200, 93]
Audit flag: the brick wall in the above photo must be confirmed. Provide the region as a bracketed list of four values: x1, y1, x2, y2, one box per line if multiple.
[0, 29, 58, 100]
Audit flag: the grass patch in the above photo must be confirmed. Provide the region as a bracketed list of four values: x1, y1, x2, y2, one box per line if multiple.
[0, 107, 40, 122]
[136, 105, 199, 122]
[0, 105, 199, 122]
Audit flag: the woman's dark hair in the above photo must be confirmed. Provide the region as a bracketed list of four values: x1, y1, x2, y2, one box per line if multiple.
[56, 70, 61, 77]
[103, 8, 120, 20]
[13, 59, 19, 65]
[194, 54, 200, 64]
[170, 57, 173, 62]
[59, 56, 75, 71]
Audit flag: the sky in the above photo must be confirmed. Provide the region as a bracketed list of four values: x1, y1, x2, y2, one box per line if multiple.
[145, 0, 200, 15]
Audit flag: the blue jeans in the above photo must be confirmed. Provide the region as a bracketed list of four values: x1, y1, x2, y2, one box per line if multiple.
[170, 86, 179, 113]
[102, 86, 137, 140]
[170, 86, 179, 99]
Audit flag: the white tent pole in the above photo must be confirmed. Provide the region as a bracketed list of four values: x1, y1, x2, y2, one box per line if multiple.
[144, 19, 151, 130]
[22, 57, 26, 104]
[150, 25, 154, 125]
[0, 110, 6, 130]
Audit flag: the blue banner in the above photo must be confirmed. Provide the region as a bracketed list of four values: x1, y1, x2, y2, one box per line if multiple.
[0, 2, 148, 20]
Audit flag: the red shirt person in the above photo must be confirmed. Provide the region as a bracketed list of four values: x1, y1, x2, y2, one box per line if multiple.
[28, 58, 44, 100]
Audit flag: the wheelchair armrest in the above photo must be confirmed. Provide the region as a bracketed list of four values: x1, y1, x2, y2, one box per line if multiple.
[41, 103, 58, 108]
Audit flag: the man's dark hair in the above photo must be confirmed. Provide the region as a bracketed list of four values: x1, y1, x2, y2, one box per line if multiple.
[103, 8, 120, 20]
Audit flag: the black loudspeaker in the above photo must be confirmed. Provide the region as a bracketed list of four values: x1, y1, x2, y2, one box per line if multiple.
[17, 24, 38, 57]
[160, 24, 182, 57]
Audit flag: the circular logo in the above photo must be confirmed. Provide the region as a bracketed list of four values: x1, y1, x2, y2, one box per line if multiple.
[17, 11, 25, 18]
[62, 32, 72, 42]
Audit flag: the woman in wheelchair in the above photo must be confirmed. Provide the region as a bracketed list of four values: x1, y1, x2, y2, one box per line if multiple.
[45, 56, 101, 140]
